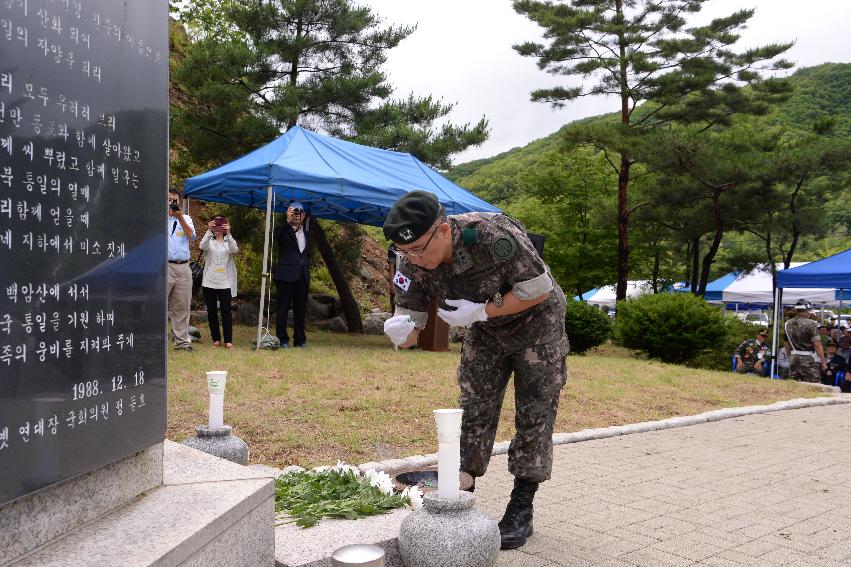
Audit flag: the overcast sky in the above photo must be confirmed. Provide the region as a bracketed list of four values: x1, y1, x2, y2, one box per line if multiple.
[361, 0, 851, 165]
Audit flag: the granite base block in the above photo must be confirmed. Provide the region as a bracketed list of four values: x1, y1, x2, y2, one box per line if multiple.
[0, 443, 163, 564]
[181, 496, 275, 567]
[8, 441, 275, 566]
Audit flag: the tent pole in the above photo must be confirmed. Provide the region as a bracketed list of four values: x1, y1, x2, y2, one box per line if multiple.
[770, 287, 783, 379]
[256, 186, 273, 350]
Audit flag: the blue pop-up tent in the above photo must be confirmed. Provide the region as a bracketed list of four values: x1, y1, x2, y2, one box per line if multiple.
[777, 248, 851, 290]
[671, 272, 739, 302]
[184, 125, 499, 225]
[184, 126, 501, 345]
[768, 249, 851, 377]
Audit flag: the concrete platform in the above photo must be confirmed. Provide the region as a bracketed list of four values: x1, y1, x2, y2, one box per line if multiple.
[484, 403, 851, 566]
[7, 441, 275, 567]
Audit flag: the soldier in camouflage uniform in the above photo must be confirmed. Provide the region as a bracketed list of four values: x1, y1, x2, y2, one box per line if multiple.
[734, 328, 769, 375]
[784, 304, 827, 383]
[382, 191, 568, 550]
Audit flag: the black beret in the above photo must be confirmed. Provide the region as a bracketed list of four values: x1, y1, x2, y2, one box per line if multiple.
[383, 190, 441, 244]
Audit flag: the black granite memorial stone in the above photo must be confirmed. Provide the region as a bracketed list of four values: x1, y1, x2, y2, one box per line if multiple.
[0, 0, 168, 506]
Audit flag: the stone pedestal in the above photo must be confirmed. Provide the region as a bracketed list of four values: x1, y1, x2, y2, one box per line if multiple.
[397, 492, 499, 567]
[182, 425, 249, 465]
[2, 441, 275, 566]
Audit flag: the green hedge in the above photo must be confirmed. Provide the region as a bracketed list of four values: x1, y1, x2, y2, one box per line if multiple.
[613, 293, 727, 363]
[564, 300, 611, 354]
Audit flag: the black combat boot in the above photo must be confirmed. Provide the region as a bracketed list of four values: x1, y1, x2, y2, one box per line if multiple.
[498, 478, 538, 549]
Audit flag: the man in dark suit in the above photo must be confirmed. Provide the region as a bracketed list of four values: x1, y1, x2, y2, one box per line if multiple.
[274, 202, 310, 348]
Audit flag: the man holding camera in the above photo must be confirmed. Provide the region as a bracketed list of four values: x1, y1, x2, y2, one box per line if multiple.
[167, 188, 196, 351]
[273, 202, 310, 348]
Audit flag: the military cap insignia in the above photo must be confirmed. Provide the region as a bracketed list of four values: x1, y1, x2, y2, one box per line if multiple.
[491, 236, 515, 259]
[398, 228, 415, 242]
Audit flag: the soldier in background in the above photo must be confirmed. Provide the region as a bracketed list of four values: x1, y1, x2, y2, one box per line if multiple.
[734, 328, 769, 375]
[784, 303, 827, 383]
[382, 191, 568, 550]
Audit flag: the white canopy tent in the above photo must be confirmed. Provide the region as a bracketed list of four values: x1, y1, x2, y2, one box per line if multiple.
[721, 263, 838, 305]
[575, 280, 655, 308]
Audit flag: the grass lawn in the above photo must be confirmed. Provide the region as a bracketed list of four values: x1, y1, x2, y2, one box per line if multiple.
[167, 323, 827, 469]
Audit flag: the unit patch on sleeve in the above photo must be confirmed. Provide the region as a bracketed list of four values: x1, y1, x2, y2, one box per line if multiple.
[491, 236, 515, 260]
[393, 270, 412, 292]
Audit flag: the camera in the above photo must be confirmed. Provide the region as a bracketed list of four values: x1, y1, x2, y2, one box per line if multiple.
[169, 200, 180, 212]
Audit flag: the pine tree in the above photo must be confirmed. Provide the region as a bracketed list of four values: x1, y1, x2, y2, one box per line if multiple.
[171, 0, 489, 332]
[513, 0, 793, 299]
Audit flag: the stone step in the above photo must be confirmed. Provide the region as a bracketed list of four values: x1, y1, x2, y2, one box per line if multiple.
[10, 442, 275, 567]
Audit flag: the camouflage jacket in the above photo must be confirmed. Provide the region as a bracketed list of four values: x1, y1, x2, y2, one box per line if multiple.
[785, 315, 820, 352]
[735, 338, 767, 369]
[394, 212, 566, 352]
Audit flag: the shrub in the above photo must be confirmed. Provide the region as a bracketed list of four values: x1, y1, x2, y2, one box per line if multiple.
[687, 317, 773, 371]
[613, 293, 727, 363]
[564, 300, 611, 354]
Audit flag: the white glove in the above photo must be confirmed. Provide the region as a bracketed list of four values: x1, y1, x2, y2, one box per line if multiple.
[437, 299, 488, 327]
[384, 315, 416, 347]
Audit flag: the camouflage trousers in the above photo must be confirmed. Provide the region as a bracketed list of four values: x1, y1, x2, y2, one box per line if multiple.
[457, 333, 569, 483]
[789, 354, 821, 383]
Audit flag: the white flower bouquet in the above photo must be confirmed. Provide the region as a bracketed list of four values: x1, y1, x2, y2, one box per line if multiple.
[275, 460, 423, 528]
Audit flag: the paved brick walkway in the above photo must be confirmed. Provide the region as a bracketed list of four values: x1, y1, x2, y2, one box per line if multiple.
[475, 404, 851, 566]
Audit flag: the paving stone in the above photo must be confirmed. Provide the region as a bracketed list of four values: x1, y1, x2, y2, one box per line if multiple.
[649, 536, 723, 562]
[619, 547, 695, 567]
[486, 404, 851, 567]
[495, 549, 553, 567]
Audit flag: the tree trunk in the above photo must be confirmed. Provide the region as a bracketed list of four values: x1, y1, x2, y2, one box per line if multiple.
[765, 227, 777, 289]
[783, 175, 806, 269]
[697, 189, 725, 296]
[616, 155, 631, 300]
[652, 246, 660, 293]
[690, 237, 700, 294]
[615, 0, 631, 301]
[310, 218, 364, 333]
[684, 239, 692, 283]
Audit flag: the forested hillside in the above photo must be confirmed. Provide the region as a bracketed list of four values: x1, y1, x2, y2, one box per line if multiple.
[447, 63, 851, 296]
[449, 63, 849, 201]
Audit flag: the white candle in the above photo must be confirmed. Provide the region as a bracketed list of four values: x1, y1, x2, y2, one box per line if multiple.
[433, 409, 463, 499]
[207, 371, 228, 429]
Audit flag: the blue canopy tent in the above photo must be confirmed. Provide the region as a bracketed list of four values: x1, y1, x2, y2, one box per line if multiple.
[184, 125, 499, 224]
[777, 249, 851, 290]
[183, 126, 501, 346]
[769, 248, 851, 377]
[671, 272, 738, 302]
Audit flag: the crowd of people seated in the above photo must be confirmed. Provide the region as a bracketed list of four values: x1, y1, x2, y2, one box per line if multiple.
[733, 320, 851, 391]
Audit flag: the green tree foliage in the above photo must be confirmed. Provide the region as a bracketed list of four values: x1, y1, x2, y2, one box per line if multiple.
[634, 121, 785, 295]
[613, 293, 727, 363]
[770, 63, 851, 136]
[504, 147, 618, 295]
[564, 301, 611, 354]
[448, 63, 851, 298]
[736, 122, 851, 273]
[512, 0, 793, 300]
[171, 0, 487, 170]
[168, 0, 490, 325]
